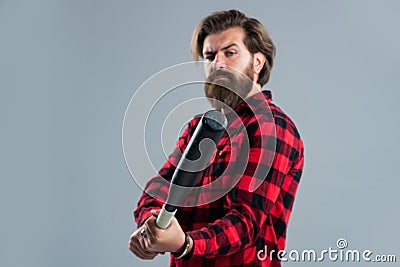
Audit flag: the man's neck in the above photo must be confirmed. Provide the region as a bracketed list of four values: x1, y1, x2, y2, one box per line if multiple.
[220, 83, 262, 114]
[246, 83, 262, 99]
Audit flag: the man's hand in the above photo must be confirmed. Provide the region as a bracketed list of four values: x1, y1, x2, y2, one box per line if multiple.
[129, 224, 161, 260]
[142, 209, 186, 253]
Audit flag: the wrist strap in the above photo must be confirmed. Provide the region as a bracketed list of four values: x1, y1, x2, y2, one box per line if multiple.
[172, 233, 190, 259]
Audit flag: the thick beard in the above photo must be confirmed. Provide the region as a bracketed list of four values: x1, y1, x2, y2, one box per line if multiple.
[204, 61, 254, 110]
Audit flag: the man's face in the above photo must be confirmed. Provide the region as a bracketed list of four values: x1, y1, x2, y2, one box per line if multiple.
[202, 27, 255, 110]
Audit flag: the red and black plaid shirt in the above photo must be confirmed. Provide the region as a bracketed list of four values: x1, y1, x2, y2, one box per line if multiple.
[134, 90, 304, 267]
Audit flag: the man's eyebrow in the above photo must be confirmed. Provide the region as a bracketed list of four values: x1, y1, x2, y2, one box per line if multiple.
[203, 50, 215, 56]
[203, 43, 238, 55]
[221, 43, 237, 51]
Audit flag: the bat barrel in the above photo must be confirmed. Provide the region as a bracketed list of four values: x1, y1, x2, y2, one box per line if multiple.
[155, 110, 227, 229]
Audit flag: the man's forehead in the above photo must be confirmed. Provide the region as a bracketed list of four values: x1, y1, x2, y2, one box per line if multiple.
[203, 27, 245, 52]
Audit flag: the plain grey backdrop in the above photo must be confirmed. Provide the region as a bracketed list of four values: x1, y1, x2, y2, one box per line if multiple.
[1, 0, 399, 266]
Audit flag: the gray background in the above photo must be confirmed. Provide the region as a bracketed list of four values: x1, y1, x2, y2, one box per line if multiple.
[1, 0, 399, 266]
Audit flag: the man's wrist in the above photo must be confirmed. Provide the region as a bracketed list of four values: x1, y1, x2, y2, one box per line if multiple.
[172, 233, 192, 259]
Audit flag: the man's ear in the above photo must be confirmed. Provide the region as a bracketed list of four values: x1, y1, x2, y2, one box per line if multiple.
[253, 52, 266, 75]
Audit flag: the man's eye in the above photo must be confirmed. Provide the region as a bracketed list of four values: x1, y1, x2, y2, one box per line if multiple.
[226, 51, 236, 57]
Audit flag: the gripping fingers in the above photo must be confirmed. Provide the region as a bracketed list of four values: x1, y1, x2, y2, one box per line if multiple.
[129, 241, 157, 260]
[129, 230, 158, 260]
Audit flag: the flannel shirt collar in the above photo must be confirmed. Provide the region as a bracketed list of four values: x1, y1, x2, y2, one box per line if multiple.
[223, 90, 273, 119]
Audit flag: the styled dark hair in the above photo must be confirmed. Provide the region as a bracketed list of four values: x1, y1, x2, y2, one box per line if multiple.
[191, 10, 276, 87]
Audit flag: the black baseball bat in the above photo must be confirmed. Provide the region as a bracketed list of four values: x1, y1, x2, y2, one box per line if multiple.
[156, 110, 227, 229]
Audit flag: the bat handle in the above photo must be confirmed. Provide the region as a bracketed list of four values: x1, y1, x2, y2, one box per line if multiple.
[156, 204, 177, 229]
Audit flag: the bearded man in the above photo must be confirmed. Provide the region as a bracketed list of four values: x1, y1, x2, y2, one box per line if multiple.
[129, 10, 304, 267]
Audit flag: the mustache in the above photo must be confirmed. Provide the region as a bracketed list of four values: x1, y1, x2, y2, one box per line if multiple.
[206, 69, 236, 83]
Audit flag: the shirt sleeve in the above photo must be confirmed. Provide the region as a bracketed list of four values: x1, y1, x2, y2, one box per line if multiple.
[133, 117, 200, 227]
[186, 114, 304, 259]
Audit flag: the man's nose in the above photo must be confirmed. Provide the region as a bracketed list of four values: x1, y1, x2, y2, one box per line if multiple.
[211, 54, 226, 70]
